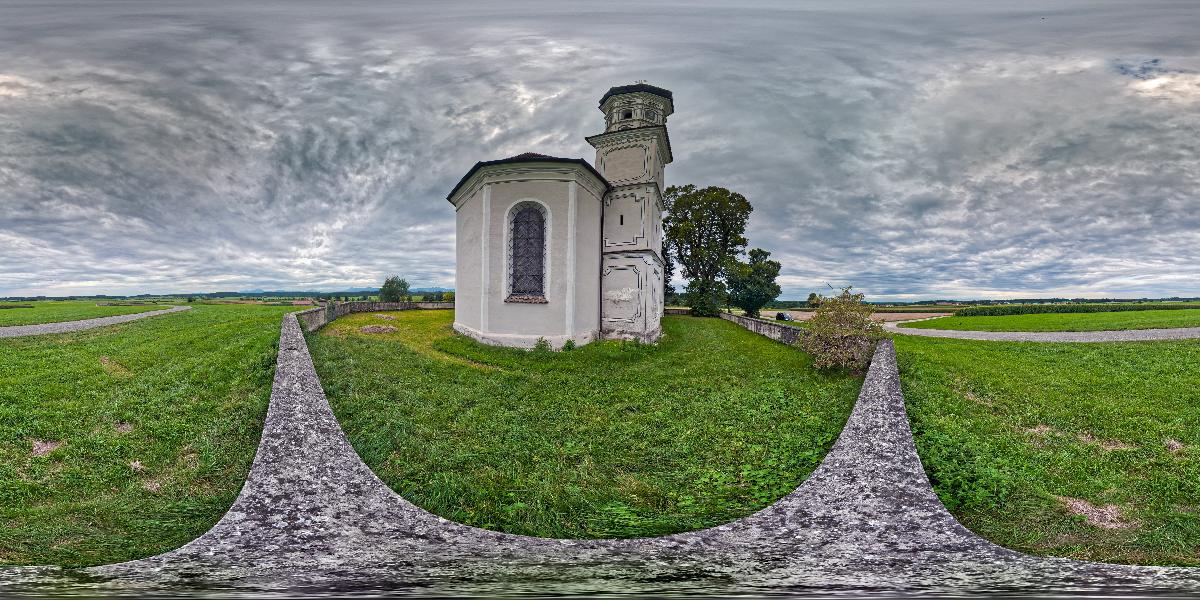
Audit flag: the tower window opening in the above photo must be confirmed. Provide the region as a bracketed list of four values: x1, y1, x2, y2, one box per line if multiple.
[620, 214, 624, 226]
[621, 110, 633, 120]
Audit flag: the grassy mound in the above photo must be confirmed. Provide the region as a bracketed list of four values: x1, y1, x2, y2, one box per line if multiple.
[308, 311, 860, 539]
[0, 304, 294, 567]
[897, 336, 1200, 566]
[901, 309, 1200, 332]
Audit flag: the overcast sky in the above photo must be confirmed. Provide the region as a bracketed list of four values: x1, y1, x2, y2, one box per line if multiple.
[2, 1, 1198, 300]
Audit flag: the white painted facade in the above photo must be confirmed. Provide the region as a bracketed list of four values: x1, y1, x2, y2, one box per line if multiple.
[448, 84, 674, 348]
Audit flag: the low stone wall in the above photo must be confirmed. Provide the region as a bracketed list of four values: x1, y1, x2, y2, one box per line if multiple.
[664, 307, 691, 316]
[719, 312, 805, 345]
[295, 301, 454, 332]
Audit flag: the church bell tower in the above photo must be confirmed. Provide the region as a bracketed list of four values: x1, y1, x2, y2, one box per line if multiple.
[586, 83, 674, 342]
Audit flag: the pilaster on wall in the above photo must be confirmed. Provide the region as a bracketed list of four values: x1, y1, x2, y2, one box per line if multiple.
[480, 185, 492, 332]
[566, 181, 577, 336]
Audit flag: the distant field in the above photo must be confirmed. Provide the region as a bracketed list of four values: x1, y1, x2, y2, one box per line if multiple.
[0, 304, 295, 567]
[770, 310, 949, 324]
[309, 311, 860, 539]
[0, 300, 172, 327]
[900, 309, 1200, 332]
[955, 302, 1200, 317]
[770, 305, 968, 313]
[897, 336, 1200, 566]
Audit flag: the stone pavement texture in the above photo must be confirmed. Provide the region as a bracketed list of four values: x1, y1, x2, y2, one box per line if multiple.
[885, 320, 1200, 342]
[0, 305, 191, 338]
[3, 310, 1199, 596]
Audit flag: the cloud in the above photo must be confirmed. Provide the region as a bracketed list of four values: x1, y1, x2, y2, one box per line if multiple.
[0, 1, 1198, 299]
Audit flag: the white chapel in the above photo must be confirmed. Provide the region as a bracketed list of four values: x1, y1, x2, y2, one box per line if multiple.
[447, 83, 674, 349]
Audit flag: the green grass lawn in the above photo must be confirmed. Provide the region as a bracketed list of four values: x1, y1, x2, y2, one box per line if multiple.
[308, 311, 860, 539]
[896, 336, 1200, 566]
[901, 309, 1200, 332]
[0, 304, 294, 567]
[0, 300, 176, 327]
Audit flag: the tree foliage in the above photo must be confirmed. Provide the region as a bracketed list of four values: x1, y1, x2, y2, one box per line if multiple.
[380, 276, 410, 303]
[663, 184, 752, 317]
[662, 235, 678, 304]
[727, 248, 782, 318]
[800, 286, 885, 372]
[806, 292, 821, 308]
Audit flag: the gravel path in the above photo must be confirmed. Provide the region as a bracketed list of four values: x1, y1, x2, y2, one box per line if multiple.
[885, 320, 1200, 342]
[0, 305, 191, 339]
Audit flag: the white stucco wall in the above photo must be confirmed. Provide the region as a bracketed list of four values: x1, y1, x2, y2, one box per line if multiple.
[451, 163, 605, 348]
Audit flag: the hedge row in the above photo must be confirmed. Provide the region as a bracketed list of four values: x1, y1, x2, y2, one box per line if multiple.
[955, 303, 1200, 317]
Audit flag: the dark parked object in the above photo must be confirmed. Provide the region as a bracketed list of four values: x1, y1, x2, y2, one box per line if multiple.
[776, 312, 794, 321]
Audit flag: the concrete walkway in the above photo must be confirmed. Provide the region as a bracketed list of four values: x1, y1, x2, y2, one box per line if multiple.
[0, 305, 191, 339]
[885, 319, 1200, 342]
[3, 311, 1198, 595]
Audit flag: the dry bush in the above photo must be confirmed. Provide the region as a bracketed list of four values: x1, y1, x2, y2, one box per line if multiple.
[800, 286, 885, 371]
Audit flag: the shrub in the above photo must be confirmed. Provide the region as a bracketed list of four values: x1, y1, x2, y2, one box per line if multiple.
[562, 339, 576, 351]
[800, 286, 885, 371]
[533, 337, 552, 352]
[683, 279, 726, 317]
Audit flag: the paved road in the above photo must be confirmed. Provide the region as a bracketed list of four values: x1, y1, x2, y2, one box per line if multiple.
[0, 305, 191, 339]
[885, 319, 1200, 342]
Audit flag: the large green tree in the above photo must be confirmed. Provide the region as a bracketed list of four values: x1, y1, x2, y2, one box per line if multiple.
[663, 184, 752, 317]
[661, 194, 677, 304]
[379, 276, 410, 302]
[727, 248, 782, 318]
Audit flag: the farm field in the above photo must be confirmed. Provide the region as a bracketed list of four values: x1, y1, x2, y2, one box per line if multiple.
[900, 309, 1200, 332]
[773, 310, 951, 323]
[896, 336, 1200, 566]
[0, 300, 175, 327]
[0, 304, 295, 567]
[308, 311, 861, 539]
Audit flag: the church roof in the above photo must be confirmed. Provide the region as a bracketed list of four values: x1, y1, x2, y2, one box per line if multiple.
[599, 83, 673, 107]
[446, 153, 610, 202]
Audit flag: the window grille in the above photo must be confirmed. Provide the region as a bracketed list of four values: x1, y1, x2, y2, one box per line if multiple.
[509, 203, 546, 298]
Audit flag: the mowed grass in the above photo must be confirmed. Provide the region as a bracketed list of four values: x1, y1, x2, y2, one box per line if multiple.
[901, 309, 1200, 332]
[0, 304, 294, 567]
[896, 336, 1200, 566]
[0, 300, 175, 327]
[308, 311, 860, 538]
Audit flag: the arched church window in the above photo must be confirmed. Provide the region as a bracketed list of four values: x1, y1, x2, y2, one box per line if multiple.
[508, 202, 547, 300]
